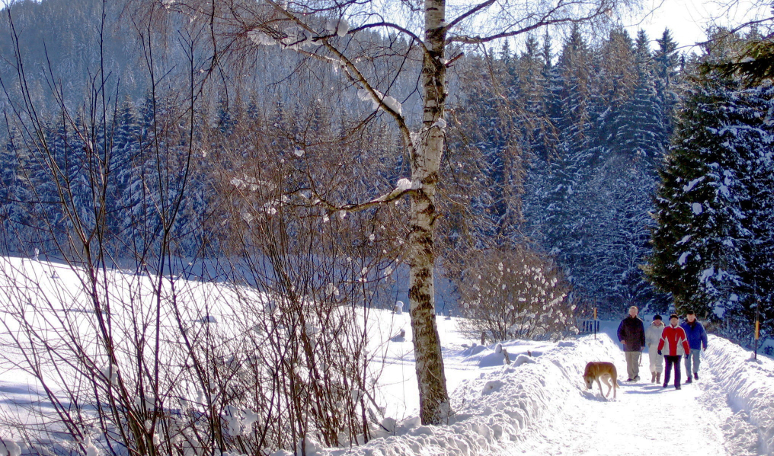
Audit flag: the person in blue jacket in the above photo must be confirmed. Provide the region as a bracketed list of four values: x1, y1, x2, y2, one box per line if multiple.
[680, 309, 708, 383]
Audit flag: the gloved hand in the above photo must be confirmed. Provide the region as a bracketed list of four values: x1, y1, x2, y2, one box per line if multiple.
[684, 353, 689, 359]
[657, 350, 662, 355]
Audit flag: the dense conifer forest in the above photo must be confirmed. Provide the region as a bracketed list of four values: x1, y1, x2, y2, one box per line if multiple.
[1, 0, 771, 330]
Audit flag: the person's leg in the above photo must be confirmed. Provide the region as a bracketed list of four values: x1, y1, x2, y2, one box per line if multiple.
[685, 351, 693, 376]
[675, 356, 682, 388]
[633, 352, 641, 380]
[649, 350, 658, 382]
[663, 356, 672, 386]
[625, 351, 637, 380]
[655, 351, 664, 374]
[685, 352, 693, 383]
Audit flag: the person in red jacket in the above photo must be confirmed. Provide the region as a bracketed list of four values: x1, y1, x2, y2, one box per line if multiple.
[657, 314, 691, 390]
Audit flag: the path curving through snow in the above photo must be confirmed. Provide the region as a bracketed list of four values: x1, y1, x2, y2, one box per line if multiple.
[329, 315, 773, 456]
[509, 322, 765, 456]
[513, 344, 726, 455]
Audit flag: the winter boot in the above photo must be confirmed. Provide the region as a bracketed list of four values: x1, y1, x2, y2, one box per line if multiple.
[651, 372, 656, 383]
[656, 372, 661, 384]
[694, 372, 699, 380]
[685, 375, 692, 384]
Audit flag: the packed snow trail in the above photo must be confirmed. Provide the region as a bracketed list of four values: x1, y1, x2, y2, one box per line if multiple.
[312, 316, 773, 456]
[512, 342, 726, 455]
[509, 322, 764, 456]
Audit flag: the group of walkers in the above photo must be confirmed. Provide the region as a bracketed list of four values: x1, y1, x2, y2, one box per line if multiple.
[617, 306, 708, 390]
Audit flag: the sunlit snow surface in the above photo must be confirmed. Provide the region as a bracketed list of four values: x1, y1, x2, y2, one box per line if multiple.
[1, 257, 773, 455]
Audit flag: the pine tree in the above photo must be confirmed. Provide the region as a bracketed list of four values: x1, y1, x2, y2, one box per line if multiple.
[455, 53, 524, 241]
[531, 31, 560, 162]
[0, 128, 34, 251]
[556, 24, 592, 153]
[613, 30, 665, 166]
[66, 113, 95, 237]
[653, 29, 681, 144]
[593, 28, 636, 148]
[516, 34, 555, 161]
[111, 99, 142, 243]
[647, 71, 774, 328]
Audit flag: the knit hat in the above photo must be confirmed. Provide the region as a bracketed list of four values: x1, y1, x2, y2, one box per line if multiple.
[653, 314, 662, 321]
[669, 314, 679, 320]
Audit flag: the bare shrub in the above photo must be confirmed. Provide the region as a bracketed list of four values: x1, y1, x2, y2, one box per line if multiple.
[456, 245, 576, 343]
[0, 5, 401, 454]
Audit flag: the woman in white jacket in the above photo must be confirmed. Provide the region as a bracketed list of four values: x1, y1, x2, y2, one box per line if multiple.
[645, 314, 665, 383]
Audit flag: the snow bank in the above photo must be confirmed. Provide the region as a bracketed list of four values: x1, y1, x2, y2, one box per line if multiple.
[315, 334, 620, 455]
[703, 335, 774, 453]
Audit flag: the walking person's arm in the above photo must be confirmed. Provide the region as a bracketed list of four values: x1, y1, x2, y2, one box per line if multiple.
[617, 320, 626, 347]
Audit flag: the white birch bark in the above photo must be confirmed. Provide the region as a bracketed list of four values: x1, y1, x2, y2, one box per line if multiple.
[407, 0, 451, 425]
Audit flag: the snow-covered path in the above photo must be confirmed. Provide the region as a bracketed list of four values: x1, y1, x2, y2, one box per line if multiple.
[337, 316, 774, 456]
[343, 315, 774, 456]
[506, 320, 770, 456]
[514, 344, 729, 455]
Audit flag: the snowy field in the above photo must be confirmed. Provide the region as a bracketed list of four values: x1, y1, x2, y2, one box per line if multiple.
[0, 258, 773, 455]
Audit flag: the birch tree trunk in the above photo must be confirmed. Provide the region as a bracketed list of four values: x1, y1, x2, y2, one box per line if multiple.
[408, 0, 451, 425]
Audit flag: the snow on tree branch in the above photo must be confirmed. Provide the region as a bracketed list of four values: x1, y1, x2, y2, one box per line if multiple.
[357, 89, 403, 116]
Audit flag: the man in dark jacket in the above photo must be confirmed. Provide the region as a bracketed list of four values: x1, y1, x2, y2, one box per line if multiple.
[617, 306, 646, 381]
[680, 310, 708, 383]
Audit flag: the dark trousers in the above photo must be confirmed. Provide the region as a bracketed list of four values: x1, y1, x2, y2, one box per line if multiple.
[664, 355, 681, 387]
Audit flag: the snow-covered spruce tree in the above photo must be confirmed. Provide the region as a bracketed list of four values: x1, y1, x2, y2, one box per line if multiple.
[139, 0, 630, 426]
[523, 27, 594, 265]
[457, 244, 574, 342]
[613, 30, 666, 166]
[645, 70, 774, 333]
[556, 24, 594, 154]
[0, 127, 34, 252]
[446, 51, 527, 243]
[521, 27, 675, 316]
[595, 27, 636, 149]
[653, 29, 681, 145]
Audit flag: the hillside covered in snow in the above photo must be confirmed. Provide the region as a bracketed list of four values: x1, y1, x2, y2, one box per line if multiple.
[1, 258, 773, 455]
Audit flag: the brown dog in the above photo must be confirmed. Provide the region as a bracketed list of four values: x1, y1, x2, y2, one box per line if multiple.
[583, 361, 618, 399]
